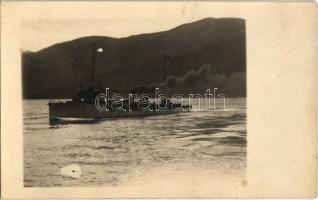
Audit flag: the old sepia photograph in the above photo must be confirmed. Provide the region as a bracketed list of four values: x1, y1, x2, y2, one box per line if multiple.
[1, 1, 317, 198]
[22, 16, 246, 187]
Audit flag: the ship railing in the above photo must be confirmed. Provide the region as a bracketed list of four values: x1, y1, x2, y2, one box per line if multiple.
[48, 99, 67, 104]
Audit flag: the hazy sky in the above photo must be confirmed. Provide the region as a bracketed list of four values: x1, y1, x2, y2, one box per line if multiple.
[22, 17, 203, 52]
[19, 1, 246, 52]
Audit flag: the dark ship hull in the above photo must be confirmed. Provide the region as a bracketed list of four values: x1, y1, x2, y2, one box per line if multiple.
[49, 101, 191, 123]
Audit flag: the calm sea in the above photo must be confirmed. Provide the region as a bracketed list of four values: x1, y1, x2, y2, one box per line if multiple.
[23, 98, 246, 187]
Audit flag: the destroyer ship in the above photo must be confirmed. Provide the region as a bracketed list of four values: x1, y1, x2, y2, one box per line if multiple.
[48, 44, 192, 123]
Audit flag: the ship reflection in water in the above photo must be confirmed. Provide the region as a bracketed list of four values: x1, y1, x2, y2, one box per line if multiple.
[23, 98, 246, 187]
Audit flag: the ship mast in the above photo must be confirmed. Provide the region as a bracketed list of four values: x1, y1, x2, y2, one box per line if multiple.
[91, 43, 97, 88]
[162, 55, 170, 82]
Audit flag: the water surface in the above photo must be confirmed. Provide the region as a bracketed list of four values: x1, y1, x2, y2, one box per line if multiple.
[24, 98, 246, 187]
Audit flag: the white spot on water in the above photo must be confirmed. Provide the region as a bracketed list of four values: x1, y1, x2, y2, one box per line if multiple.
[60, 164, 81, 179]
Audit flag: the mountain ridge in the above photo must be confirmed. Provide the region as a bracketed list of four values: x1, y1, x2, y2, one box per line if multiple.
[22, 17, 246, 98]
